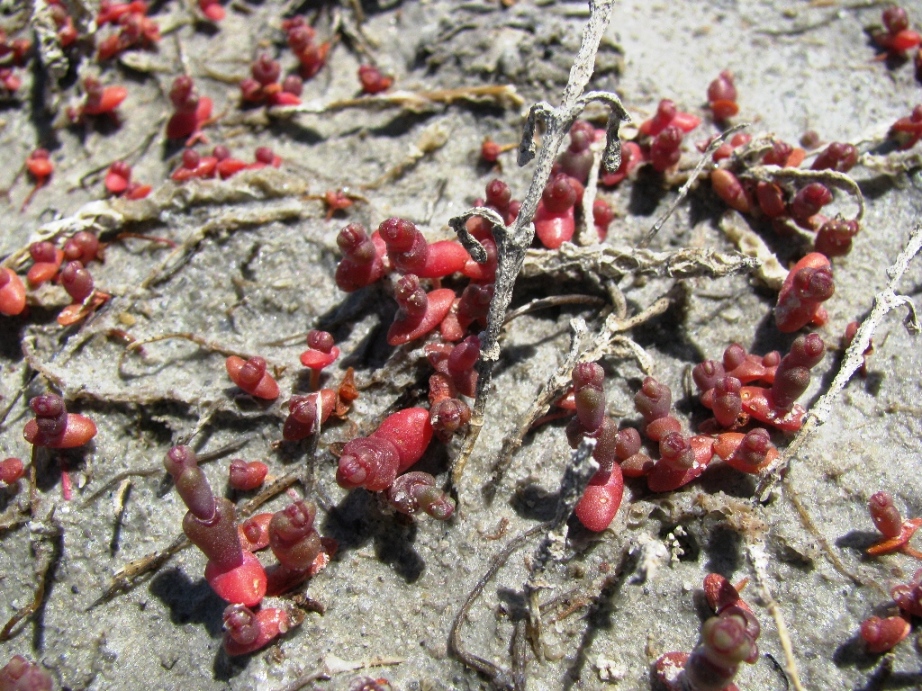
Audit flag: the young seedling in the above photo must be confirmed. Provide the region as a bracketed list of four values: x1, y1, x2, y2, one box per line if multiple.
[300, 330, 340, 389]
[387, 275, 455, 346]
[358, 64, 393, 94]
[68, 77, 128, 123]
[228, 460, 268, 491]
[655, 574, 761, 691]
[533, 173, 578, 249]
[872, 5, 921, 55]
[336, 407, 433, 491]
[0, 457, 25, 486]
[866, 491, 922, 558]
[775, 254, 835, 333]
[283, 389, 337, 441]
[163, 446, 267, 606]
[223, 604, 290, 656]
[707, 70, 739, 121]
[335, 223, 387, 292]
[23, 394, 97, 449]
[388, 471, 455, 520]
[0, 268, 27, 316]
[225, 356, 280, 400]
[859, 614, 910, 654]
[22, 149, 53, 210]
[166, 76, 212, 144]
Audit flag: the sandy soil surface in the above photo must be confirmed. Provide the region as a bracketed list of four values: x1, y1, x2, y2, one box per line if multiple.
[1, 1, 922, 689]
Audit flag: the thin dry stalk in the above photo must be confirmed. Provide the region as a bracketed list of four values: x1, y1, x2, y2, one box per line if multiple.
[448, 0, 627, 490]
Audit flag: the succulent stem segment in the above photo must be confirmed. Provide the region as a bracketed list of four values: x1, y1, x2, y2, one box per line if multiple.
[866, 491, 922, 558]
[336, 408, 433, 491]
[23, 394, 97, 449]
[163, 446, 266, 607]
[655, 574, 761, 691]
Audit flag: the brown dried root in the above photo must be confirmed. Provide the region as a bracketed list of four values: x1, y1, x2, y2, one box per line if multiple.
[273, 84, 524, 117]
[449, 523, 548, 690]
[0, 513, 63, 641]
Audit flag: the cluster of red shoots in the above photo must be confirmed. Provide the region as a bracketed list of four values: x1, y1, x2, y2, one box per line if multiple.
[711, 136, 859, 253]
[0, 28, 31, 95]
[96, 0, 160, 61]
[223, 327, 455, 520]
[163, 445, 333, 655]
[559, 336, 824, 532]
[890, 104, 922, 150]
[104, 161, 152, 199]
[171, 144, 281, 182]
[282, 18, 330, 81]
[655, 574, 761, 691]
[166, 75, 212, 144]
[358, 64, 393, 94]
[636, 99, 703, 173]
[22, 230, 112, 326]
[857, 492, 922, 654]
[872, 5, 921, 56]
[240, 54, 303, 107]
[9, 16, 380, 214]
[48, 0, 77, 49]
[706, 71, 739, 122]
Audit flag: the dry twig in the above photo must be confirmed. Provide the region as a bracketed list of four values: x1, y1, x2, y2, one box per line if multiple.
[449, 523, 548, 690]
[448, 0, 628, 489]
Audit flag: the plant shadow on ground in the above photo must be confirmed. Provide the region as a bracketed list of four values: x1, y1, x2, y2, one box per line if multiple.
[835, 529, 889, 556]
[149, 566, 226, 634]
[698, 520, 744, 577]
[148, 566, 253, 682]
[851, 665, 922, 691]
[626, 167, 671, 218]
[32, 445, 93, 495]
[321, 481, 427, 584]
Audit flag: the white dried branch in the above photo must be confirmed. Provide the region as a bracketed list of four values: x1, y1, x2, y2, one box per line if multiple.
[520, 243, 760, 282]
[450, 0, 626, 486]
[718, 211, 788, 290]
